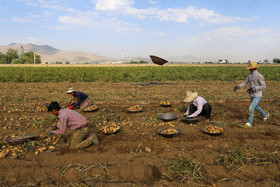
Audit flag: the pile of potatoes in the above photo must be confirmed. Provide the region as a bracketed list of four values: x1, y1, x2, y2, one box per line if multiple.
[161, 129, 179, 134]
[204, 125, 224, 133]
[100, 123, 121, 134]
[84, 105, 98, 112]
[128, 105, 142, 112]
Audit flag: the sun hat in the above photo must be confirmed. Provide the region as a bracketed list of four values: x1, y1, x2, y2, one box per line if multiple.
[246, 61, 259, 69]
[183, 91, 198, 102]
[66, 87, 76, 94]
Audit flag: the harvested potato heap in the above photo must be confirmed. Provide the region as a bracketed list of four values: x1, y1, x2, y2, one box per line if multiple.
[84, 105, 98, 112]
[0, 134, 60, 157]
[204, 125, 224, 133]
[161, 129, 179, 134]
[128, 105, 142, 111]
[160, 100, 171, 105]
[100, 122, 120, 134]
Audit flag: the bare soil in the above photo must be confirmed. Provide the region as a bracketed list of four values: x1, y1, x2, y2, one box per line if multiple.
[0, 81, 280, 186]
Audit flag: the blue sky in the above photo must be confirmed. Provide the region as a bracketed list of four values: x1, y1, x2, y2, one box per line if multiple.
[0, 0, 280, 62]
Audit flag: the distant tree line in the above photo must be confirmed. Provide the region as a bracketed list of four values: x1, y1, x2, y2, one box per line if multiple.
[124, 60, 149, 64]
[0, 46, 41, 64]
[273, 58, 280, 64]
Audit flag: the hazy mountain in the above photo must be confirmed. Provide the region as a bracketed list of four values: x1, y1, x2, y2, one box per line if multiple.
[0, 43, 114, 64]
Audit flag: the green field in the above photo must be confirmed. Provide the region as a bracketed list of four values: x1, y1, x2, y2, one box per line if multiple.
[0, 66, 279, 82]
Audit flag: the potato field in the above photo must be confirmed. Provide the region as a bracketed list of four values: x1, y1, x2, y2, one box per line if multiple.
[0, 65, 280, 186]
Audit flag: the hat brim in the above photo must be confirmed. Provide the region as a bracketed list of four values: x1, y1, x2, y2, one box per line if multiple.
[183, 92, 198, 102]
[246, 66, 259, 69]
[66, 91, 75, 94]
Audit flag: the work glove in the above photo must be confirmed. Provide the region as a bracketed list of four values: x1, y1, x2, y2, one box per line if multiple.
[247, 87, 256, 93]
[68, 104, 73, 109]
[233, 86, 239, 92]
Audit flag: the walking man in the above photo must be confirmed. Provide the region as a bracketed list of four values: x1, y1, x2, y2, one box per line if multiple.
[233, 61, 269, 127]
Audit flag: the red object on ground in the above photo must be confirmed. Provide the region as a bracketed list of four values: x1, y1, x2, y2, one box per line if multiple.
[68, 104, 73, 109]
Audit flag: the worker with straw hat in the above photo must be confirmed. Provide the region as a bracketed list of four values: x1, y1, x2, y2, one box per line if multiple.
[183, 91, 212, 121]
[233, 61, 269, 127]
[66, 87, 94, 111]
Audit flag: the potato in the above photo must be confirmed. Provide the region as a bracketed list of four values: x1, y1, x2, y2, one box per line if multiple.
[0, 152, 7, 159]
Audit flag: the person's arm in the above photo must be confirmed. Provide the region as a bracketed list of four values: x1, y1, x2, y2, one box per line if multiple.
[238, 75, 249, 88]
[51, 117, 67, 134]
[72, 92, 82, 107]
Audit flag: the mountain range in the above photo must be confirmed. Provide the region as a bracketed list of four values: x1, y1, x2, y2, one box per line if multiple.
[0, 43, 204, 64]
[0, 43, 119, 64]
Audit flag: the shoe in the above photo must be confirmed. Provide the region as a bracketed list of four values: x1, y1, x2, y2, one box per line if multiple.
[263, 113, 269, 122]
[245, 122, 252, 127]
[205, 118, 210, 122]
[90, 133, 100, 146]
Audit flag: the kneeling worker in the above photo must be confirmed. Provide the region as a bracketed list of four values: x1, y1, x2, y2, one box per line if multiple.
[183, 91, 212, 121]
[47, 101, 99, 149]
[67, 87, 94, 111]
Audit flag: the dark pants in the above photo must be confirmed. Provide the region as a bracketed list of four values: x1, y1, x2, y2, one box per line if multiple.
[189, 103, 212, 119]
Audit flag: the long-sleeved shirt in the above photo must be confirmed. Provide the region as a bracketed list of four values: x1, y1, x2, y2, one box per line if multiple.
[52, 108, 88, 135]
[238, 70, 266, 97]
[186, 96, 207, 117]
[71, 91, 88, 107]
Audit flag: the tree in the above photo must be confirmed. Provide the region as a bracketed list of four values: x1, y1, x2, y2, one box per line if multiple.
[0, 52, 8, 64]
[273, 58, 280, 64]
[21, 51, 41, 64]
[5, 48, 19, 64]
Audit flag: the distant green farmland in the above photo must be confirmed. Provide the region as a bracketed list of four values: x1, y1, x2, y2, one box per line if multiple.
[0, 66, 279, 82]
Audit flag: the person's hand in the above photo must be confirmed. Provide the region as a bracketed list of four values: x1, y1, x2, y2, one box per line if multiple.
[68, 104, 73, 109]
[233, 86, 239, 92]
[47, 129, 53, 135]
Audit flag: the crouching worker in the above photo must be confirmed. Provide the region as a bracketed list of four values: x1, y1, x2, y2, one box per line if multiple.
[66, 87, 94, 111]
[47, 101, 99, 149]
[183, 91, 212, 121]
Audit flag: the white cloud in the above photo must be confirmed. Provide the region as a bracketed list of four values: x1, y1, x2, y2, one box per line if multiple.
[152, 32, 165, 36]
[58, 16, 90, 25]
[95, 0, 134, 11]
[148, 0, 159, 5]
[93, 1, 251, 25]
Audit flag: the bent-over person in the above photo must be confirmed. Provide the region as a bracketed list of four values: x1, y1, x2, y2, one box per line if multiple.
[183, 91, 212, 121]
[47, 101, 99, 149]
[67, 87, 94, 111]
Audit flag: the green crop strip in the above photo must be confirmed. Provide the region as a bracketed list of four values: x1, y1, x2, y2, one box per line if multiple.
[0, 66, 279, 82]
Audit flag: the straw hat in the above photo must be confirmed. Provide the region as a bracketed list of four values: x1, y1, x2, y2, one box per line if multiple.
[183, 91, 198, 102]
[66, 87, 76, 94]
[246, 61, 259, 69]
